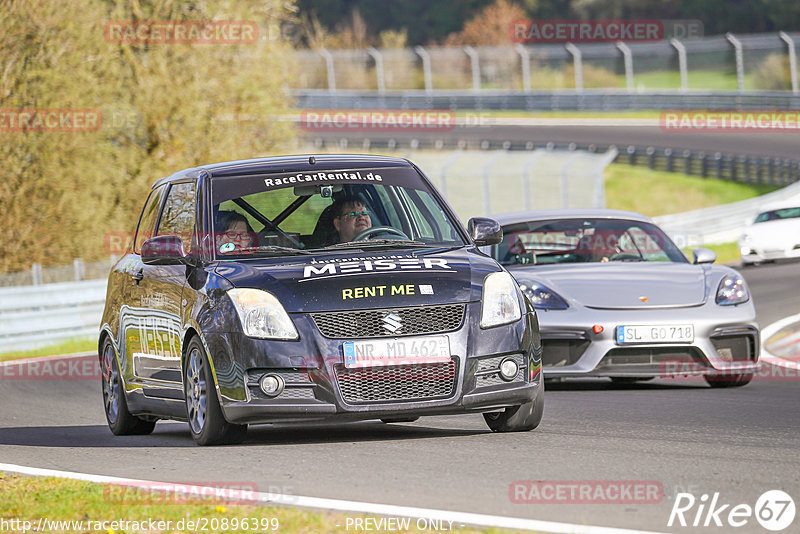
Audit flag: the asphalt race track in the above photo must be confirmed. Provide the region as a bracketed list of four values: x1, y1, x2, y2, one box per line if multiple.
[0, 261, 798, 533]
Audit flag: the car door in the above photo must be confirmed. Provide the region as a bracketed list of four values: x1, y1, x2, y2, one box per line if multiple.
[126, 180, 197, 397]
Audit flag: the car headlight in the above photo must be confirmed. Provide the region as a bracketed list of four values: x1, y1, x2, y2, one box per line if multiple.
[480, 272, 523, 328]
[227, 288, 299, 340]
[715, 273, 750, 306]
[518, 281, 569, 310]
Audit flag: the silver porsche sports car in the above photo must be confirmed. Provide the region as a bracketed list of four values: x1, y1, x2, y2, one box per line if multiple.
[487, 210, 759, 387]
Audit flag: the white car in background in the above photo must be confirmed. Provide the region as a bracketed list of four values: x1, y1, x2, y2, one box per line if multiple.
[739, 203, 800, 265]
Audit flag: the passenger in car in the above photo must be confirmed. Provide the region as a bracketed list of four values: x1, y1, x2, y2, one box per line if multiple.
[215, 211, 256, 253]
[331, 196, 373, 243]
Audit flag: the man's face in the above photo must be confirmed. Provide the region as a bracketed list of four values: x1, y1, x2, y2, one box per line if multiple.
[333, 201, 372, 242]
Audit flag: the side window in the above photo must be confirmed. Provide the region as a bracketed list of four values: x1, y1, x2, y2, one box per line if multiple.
[156, 182, 197, 252]
[134, 184, 168, 253]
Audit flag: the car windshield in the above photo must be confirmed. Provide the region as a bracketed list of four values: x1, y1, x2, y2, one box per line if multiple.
[753, 207, 800, 223]
[209, 166, 466, 258]
[495, 218, 688, 266]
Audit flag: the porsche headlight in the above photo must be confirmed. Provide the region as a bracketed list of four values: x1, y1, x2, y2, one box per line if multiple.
[518, 281, 569, 310]
[227, 288, 299, 340]
[480, 272, 523, 328]
[715, 273, 749, 306]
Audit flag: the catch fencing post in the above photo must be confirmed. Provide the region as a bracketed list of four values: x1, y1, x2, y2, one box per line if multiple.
[522, 149, 545, 210]
[595, 147, 618, 208]
[73, 258, 85, 281]
[670, 39, 688, 92]
[779, 32, 799, 94]
[366, 47, 386, 93]
[565, 43, 583, 92]
[318, 48, 336, 92]
[515, 44, 531, 91]
[414, 46, 433, 94]
[616, 41, 634, 92]
[482, 151, 505, 215]
[464, 46, 481, 90]
[726, 33, 745, 92]
[31, 263, 43, 286]
[439, 150, 463, 198]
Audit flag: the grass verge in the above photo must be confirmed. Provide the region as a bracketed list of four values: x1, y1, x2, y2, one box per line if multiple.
[0, 338, 95, 363]
[604, 164, 780, 217]
[0, 473, 501, 534]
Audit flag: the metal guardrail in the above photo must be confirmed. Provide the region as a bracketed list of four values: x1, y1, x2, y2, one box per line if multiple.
[0, 279, 106, 352]
[654, 180, 800, 245]
[293, 90, 800, 111]
[307, 137, 800, 186]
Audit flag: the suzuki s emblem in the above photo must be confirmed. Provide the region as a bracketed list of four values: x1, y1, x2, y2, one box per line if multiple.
[382, 313, 402, 333]
[639, 296, 649, 303]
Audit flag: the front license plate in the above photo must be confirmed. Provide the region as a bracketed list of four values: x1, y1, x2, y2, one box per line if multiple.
[616, 324, 694, 344]
[343, 336, 451, 368]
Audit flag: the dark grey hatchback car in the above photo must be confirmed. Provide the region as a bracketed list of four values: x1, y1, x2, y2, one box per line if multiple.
[99, 155, 544, 445]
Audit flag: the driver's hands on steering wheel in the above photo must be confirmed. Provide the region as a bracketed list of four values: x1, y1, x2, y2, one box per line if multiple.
[352, 226, 410, 241]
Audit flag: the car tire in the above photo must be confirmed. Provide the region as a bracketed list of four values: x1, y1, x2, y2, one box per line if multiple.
[380, 417, 420, 424]
[483, 380, 544, 432]
[184, 337, 247, 446]
[101, 338, 156, 436]
[704, 372, 754, 388]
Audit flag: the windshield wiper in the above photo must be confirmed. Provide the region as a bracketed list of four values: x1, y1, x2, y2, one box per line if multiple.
[232, 245, 313, 256]
[322, 239, 427, 250]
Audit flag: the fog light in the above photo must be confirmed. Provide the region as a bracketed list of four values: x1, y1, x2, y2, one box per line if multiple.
[499, 358, 519, 381]
[259, 374, 284, 397]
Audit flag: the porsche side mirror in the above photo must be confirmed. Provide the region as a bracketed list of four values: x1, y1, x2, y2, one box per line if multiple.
[692, 247, 716, 264]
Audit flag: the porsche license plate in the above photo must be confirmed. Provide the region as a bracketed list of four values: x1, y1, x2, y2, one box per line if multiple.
[616, 324, 694, 344]
[343, 336, 451, 368]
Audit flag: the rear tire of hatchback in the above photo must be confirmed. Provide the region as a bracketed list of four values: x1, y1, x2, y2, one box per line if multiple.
[184, 337, 247, 446]
[483, 380, 544, 432]
[101, 337, 156, 436]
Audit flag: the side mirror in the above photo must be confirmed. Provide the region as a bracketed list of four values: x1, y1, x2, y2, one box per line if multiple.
[692, 247, 716, 265]
[141, 235, 187, 265]
[468, 217, 503, 247]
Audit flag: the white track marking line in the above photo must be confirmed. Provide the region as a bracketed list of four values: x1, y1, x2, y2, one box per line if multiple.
[760, 313, 800, 370]
[0, 463, 666, 534]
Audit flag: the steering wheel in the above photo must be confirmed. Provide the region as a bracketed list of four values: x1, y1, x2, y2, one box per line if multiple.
[608, 253, 641, 261]
[352, 226, 409, 241]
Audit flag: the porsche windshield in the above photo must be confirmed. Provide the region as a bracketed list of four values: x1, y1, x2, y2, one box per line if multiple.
[495, 218, 688, 266]
[209, 166, 466, 258]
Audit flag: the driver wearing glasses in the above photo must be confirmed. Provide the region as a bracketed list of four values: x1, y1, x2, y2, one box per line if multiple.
[331, 196, 373, 243]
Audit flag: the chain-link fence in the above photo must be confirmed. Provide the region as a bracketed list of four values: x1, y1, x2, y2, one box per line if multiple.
[0, 258, 116, 288]
[293, 32, 800, 93]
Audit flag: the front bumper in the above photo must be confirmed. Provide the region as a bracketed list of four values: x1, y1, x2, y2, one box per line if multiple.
[202, 302, 543, 424]
[740, 244, 800, 264]
[537, 302, 759, 377]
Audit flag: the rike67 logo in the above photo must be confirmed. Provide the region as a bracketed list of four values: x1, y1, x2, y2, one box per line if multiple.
[669, 490, 796, 531]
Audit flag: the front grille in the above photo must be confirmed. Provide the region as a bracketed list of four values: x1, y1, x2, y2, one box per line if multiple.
[598, 347, 704, 368]
[335, 360, 457, 403]
[312, 304, 465, 339]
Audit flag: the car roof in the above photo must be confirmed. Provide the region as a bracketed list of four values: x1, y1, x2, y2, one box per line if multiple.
[490, 209, 654, 226]
[153, 154, 414, 188]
